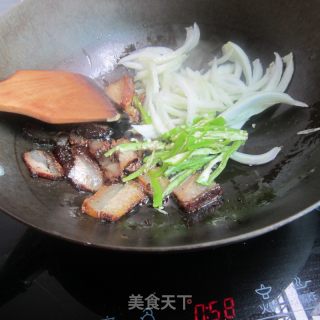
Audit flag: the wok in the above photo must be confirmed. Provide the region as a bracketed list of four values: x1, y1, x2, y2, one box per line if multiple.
[0, 0, 319, 251]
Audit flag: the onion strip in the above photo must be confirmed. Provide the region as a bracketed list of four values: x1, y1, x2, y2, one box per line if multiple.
[230, 147, 282, 165]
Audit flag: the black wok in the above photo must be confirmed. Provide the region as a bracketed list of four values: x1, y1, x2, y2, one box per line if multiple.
[0, 0, 319, 251]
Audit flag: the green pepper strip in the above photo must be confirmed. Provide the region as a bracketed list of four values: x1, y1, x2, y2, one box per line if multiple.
[133, 95, 152, 124]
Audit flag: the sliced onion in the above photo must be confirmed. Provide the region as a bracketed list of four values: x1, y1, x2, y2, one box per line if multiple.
[119, 47, 173, 64]
[135, 54, 188, 80]
[213, 86, 234, 107]
[171, 118, 184, 125]
[247, 66, 272, 92]
[233, 61, 243, 79]
[158, 105, 175, 130]
[263, 53, 283, 91]
[209, 57, 218, 74]
[214, 50, 233, 65]
[154, 23, 200, 64]
[252, 59, 263, 83]
[163, 104, 187, 117]
[297, 127, 320, 135]
[159, 92, 187, 109]
[221, 92, 308, 129]
[150, 62, 160, 94]
[120, 61, 143, 70]
[276, 53, 294, 92]
[154, 96, 175, 130]
[132, 124, 159, 139]
[175, 75, 197, 124]
[217, 63, 234, 75]
[230, 147, 282, 165]
[222, 42, 253, 85]
[195, 99, 226, 112]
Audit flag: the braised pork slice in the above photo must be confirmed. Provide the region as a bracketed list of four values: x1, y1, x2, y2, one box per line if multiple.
[69, 124, 112, 148]
[125, 159, 142, 173]
[173, 174, 223, 213]
[114, 138, 142, 172]
[23, 150, 64, 180]
[138, 174, 169, 196]
[82, 181, 146, 221]
[118, 150, 141, 172]
[74, 123, 113, 140]
[105, 76, 140, 123]
[105, 76, 134, 108]
[92, 138, 141, 183]
[97, 156, 122, 184]
[88, 139, 111, 159]
[22, 122, 68, 145]
[55, 132, 69, 147]
[121, 101, 140, 123]
[53, 145, 74, 173]
[67, 153, 103, 192]
[69, 131, 88, 147]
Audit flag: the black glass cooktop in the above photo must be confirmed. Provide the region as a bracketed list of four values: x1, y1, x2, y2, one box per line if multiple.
[0, 209, 319, 320]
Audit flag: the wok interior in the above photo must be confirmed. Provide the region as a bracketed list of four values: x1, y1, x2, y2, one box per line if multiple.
[0, 0, 319, 250]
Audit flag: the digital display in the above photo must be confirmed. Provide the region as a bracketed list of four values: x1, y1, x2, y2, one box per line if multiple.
[194, 297, 236, 320]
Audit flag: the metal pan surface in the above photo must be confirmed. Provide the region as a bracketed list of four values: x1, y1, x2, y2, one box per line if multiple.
[0, 0, 319, 251]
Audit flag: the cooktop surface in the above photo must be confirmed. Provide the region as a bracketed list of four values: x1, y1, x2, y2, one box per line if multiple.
[0, 209, 319, 320]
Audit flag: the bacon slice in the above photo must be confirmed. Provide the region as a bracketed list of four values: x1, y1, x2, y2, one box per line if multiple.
[88, 139, 111, 159]
[52, 145, 74, 174]
[95, 138, 141, 183]
[105, 76, 140, 123]
[22, 123, 70, 146]
[69, 131, 88, 147]
[74, 123, 113, 140]
[137, 174, 169, 196]
[173, 174, 223, 214]
[82, 181, 146, 221]
[97, 156, 122, 184]
[67, 153, 103, 192]
[53, 145, 103, 192]
[125, 159, 142, 173]
[105, 76, 134, 108]
[23, 150, 64, 180]
[55, 132, 69, 147]
[113, 138, 142, 172]
[122, 102, 140, 123]
[69, 124, 112, 148]
[118, 150, 141, 172]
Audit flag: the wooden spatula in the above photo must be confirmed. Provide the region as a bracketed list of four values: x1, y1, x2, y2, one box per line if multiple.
[0, 70, 120, 124]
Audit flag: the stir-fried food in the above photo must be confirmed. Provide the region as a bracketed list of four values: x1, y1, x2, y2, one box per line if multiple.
[22, 24, 307, 223]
